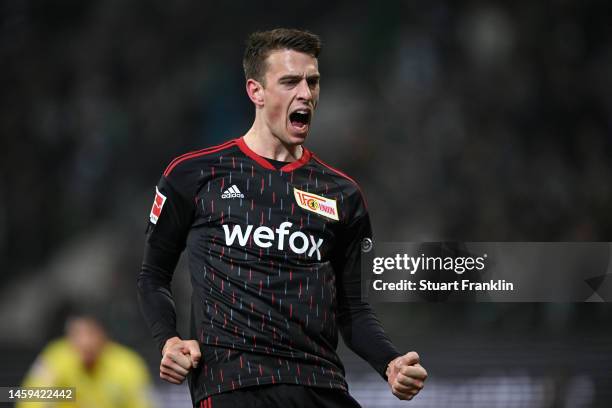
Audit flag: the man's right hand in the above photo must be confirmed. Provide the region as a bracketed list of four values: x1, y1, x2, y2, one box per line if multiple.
[160, 336, 202, 384]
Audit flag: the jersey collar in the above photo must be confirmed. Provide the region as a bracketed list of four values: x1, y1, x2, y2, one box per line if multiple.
[236, 136, 311, 172]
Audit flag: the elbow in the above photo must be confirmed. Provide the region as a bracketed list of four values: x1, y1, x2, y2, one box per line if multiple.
[136, 268, 151, 295]
[137, 265, 159, 293]
[137, 264, 172, 293]
[136, 269, 146, 291]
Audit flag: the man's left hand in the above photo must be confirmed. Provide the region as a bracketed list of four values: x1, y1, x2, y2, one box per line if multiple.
[386, 351, 427, 401]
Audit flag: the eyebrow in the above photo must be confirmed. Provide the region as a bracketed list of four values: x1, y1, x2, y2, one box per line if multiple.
[278, 74, 320, 82]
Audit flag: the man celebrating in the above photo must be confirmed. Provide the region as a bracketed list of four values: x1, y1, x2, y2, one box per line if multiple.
[138, 28, 427, 407]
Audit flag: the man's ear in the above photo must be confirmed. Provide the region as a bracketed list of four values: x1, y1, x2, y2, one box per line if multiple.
[246, 79, 264, 107]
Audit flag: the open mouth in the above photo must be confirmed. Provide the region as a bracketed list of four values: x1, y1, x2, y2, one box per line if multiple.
[289, 109, 311, 131]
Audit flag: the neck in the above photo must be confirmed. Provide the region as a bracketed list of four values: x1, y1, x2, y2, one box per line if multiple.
[243, 118, 303, 162]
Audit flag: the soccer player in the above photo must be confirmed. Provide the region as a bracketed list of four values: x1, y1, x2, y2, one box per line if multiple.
[137, 28, 427, 407]
[18, 314, 154, 408]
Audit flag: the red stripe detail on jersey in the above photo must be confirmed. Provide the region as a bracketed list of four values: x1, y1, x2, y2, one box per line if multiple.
[236, 136, 312, 171]
[236, 137, 275, 170]
[163, 140, 237, 176]
[281, 146, 311, 172]
[166, 139, 234, 171]
[311, 154, 369, 209]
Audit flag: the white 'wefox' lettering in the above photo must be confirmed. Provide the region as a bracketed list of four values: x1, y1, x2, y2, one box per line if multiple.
[222, 221, 323, 260]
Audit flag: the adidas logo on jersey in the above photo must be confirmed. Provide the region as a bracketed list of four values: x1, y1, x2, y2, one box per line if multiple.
[222, 185, 244, 199]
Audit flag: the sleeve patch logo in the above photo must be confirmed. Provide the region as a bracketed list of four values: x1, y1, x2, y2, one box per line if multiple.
[293, 188, 339, 221]
[149, 187, 167, 224]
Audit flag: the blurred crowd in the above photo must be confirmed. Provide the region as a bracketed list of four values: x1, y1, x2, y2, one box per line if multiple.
[1, 0, 611, 404]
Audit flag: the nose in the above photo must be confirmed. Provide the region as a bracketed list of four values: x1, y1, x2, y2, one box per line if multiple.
[296, 78, 313, 103]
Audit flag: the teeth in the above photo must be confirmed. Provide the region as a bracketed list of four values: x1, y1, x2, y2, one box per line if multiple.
[295, 110, 309, 114]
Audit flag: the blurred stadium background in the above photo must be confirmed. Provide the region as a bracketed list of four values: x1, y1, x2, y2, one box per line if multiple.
[1, 0, 611, 407]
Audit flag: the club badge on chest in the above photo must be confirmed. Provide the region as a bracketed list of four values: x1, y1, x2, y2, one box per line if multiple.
[293, 187, 339, 221]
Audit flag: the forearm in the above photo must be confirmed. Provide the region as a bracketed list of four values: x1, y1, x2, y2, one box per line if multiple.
[338, 302, 402, 380]
[137, 242, 182, 353]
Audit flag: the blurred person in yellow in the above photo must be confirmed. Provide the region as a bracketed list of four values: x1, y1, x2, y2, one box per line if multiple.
[17, 313, 155, 408]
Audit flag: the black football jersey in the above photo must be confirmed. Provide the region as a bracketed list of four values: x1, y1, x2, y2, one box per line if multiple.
[138, 137, 400, 405]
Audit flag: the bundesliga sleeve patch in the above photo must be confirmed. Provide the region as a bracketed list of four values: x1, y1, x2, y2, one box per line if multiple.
[149, 186, 167, 224]
[293, 187, 339, 221]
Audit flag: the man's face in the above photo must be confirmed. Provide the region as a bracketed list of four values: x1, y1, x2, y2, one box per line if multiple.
[260, 49, 320, 146]
[67, 317, 107, 370]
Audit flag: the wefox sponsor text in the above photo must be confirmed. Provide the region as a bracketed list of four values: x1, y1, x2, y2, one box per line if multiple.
[223, 221, 324, 260]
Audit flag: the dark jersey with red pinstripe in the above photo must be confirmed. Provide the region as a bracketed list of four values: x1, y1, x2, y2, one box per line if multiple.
[138, 137, 401, 406]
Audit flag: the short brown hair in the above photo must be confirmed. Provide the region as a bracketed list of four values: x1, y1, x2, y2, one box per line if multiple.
[243, 28, 321, 84]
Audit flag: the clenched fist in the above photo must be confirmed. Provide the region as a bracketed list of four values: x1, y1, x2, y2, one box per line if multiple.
[386, 351, 427, 401]
[160, 336, 202, 384]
